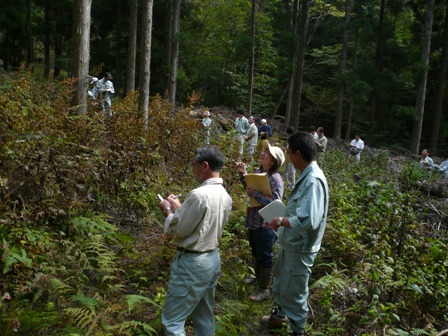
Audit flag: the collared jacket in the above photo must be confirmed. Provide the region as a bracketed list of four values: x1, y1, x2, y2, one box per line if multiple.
[235, 117, 250, 135]
[164, 178, 232, 252]
[278, 162, 328, 253]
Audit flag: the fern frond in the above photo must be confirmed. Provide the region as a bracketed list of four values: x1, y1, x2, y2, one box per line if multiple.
[107, 320, 157, 335]
[124, 294, 161, 314]
[50, 278, 75, 297]
[70, 293, 102, 312]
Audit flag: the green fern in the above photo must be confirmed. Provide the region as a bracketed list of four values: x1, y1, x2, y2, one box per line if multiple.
[124, 294, 160, 314]
[70, 215, 117, 237]
[107, 320, 157, 335]
[2, 239, 33, 273]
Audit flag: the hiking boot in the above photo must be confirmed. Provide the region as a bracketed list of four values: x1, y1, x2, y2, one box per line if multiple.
[249, 288, 270, 301]
[260, 307, 286, 329]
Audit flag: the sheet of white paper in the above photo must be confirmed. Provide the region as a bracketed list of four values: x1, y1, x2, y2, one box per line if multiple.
[258, 199, 286, 224]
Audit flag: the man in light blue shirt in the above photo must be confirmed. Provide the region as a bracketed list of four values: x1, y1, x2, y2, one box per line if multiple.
[92, 72, 115, 117]
[234, 109, 250, 156]
[262, 131, 329, 336]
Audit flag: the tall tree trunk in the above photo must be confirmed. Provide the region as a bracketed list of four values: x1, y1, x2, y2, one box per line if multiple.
[289, 0, 310, 130]
[71, 0, 92, 115]
[430, 2, 448, 153]
[44, 2, 50, 78]
[285, 0, 299, 126]
[26, 0, 33, 66]
[246, 0, 257, 114]
[168, 0, 181, 105]
[334, 0, 351, 140]
[410, 0, 435, 155]
[126, 0, 138, 93]
[54, 30, 63, 79]
[345, 27, 359, 140]
[138, 0, 154, 129]
[367, 0, 385, 144]
[114, 0, 122, 95]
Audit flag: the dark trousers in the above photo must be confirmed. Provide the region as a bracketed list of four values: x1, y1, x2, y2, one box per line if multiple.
[248, 227, 275, 268]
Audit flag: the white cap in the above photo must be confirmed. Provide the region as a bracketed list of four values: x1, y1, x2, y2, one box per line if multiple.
[261, 119, 267, 123]
[262, 141, 285, 167]
[90, 77, 98, 84]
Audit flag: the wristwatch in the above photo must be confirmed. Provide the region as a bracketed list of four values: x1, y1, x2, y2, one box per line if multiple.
[278, 217, 283, 227]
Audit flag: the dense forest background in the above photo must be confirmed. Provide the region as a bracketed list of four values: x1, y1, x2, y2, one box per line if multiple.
[1, 0, 448, 153]
[1, 0, 448, 335]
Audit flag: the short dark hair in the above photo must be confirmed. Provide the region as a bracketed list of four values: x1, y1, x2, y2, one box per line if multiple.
[236, 109, 245, 116]
[288, 131, 316, 162]
[309, 125, 316, 132]
[286, 126, 295, 135]
[317, 127, 324, 133]
[195, 146, 225, 172]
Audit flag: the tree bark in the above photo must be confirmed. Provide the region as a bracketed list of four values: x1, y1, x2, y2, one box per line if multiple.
[367, 0, 385, 144]
[289, 0, 310, 130]
[168, 0, 181, 105]
[285, 0, 299, 126]
[430, 2, 448, 153]
[334, 0, 351, 140]
[114, 0, 123, 95]
[126, 0, 138, 93]
[345, 28, 359, 140]
[410, 0, 435, 155]
[44, 2, 50, 78]
[246, 0, 257, 114]
[71, 0, 92, 115]
[26, 0, 33, 66]
[138, 0, 154, 129]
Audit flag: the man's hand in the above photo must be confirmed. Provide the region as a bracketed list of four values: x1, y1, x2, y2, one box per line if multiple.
[158, 199, 172, 215]
[166, 194, 181, 211]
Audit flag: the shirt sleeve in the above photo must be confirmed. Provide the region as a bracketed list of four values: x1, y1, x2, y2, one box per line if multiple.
[288, 179, 325, 236]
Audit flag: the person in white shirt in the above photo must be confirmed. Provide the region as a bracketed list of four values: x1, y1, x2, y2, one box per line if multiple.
[92, 72, 115, 117]
[234, 109, 250, 156]
[158, 146, 232, 336]
[201, 110, 212, 144]
[435, 153, 448, 175]
[349, 133, 365, 163]
[309, 125, 318, 141]
[245, 116, 258, 162]
[419, 149, 435, 171]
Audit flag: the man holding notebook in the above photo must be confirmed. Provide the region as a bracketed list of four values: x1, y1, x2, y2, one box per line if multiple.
[262, 131, 329, 336]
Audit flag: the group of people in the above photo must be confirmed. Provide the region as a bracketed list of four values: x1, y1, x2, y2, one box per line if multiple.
[158, 126, 329, 335]
[419, 149, 448, 176]
[88, 72, 115, 117]
[234, 110, 273, 160]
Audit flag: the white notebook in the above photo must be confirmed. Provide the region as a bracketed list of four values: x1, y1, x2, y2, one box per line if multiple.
[258, 199, 286, 224]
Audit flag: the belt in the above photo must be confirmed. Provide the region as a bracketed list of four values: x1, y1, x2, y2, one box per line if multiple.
[177, 247, 215, 254]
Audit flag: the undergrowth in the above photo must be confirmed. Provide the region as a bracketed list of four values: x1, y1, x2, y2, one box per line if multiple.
[1, 71, 447, 335]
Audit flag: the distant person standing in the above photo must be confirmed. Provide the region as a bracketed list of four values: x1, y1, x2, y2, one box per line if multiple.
[202, 110, 212, 144]
[93, 72, 115, 117]
[315, 127, 328, 162]
[88, 77, 99, 99]
[419, 149, 435, 171]
[245, 116, 258, 162]
[235, 109, 250, 156]
[349, 133, 364, 163]
[257, 119, 273, 152]
[309, 125, 318, 141]
[283, 126, 296, 191]
[435, 153, 448, 178]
